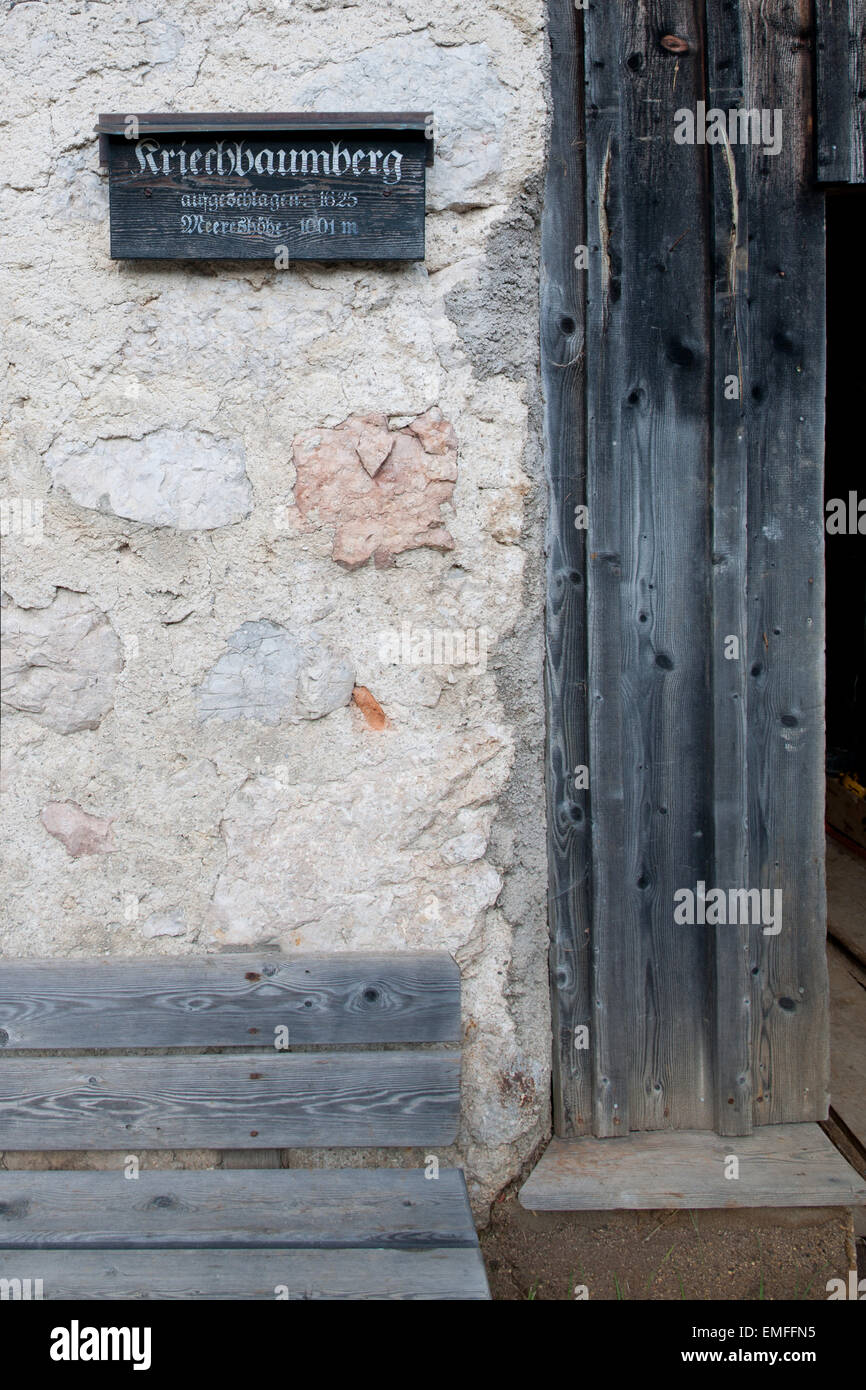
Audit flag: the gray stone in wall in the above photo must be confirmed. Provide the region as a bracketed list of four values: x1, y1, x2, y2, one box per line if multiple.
[44, 428, 252, 531]
[444, 185, 543, 381]
[292, 38, 511, 211]
[0, 588, 123, 734]
[141, 907, 186, 938]
[195, 620, 355, 725]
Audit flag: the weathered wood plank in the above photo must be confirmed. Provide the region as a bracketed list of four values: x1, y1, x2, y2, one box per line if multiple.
[96, 112, 435, 160]
[543, 0, 593, 1137]
[582, 0, 630, 1140]
[0, 1246, 491, 1300]
[104, 129, 426, 261]
[583, 1, 714, 1134]
[815, 0, 866, 183]
[221, 1149, 280, 1169]
[545, 1, 832, 1138]
[0, 953, 460, 1049]
[706, 0, 753, 1136]
[0, 1053, 460, 1149]
[742, 1, 830, 1126]
[0, 1168, 477, 1250]
[519, 1125, 866, 1210]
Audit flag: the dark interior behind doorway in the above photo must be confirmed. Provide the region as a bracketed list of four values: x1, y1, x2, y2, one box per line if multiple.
[825, 191, 866, 786]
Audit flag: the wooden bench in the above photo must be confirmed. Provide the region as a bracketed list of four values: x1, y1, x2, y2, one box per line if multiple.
[0, 953, 490, 1300]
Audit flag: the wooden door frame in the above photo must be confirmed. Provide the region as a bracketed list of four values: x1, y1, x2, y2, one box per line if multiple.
[543, 0, 829, 1139]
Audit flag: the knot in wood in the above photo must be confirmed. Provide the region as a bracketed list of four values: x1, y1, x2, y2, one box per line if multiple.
[661, 34, 689, 54]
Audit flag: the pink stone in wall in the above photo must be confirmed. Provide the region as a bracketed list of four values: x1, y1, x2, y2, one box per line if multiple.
[353, 413, 394, 477]
[40, 801, 116, 857]
[292, 409, 458, 569]
[408, 408, 459, 457]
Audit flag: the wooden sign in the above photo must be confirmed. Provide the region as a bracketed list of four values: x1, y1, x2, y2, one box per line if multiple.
[96, 113, 433, 262]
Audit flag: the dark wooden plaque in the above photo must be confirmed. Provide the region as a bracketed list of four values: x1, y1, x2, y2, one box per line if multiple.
[97, 113, 432, 262]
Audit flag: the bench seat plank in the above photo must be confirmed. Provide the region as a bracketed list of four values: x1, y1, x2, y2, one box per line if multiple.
[0, 954, 460, 1049]
[0, 1169, 476, 1249]
[0, 1245, 491, 1299]
[0, 1052, 460, 1149]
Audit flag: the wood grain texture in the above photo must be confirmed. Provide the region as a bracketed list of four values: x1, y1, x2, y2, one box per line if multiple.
[742, 0, 829, 1127]
[0, 1168, 477, 1250]
[0, 1247, 491, 1300]
[0, 1053, 460, 1150]
[815, 0, 866, 182]
[543, 0, 593, 1138]
[545, 0, 831, 1138]
[105, 131, 426, 261]
[706, 0, 753, 1136]
[96, 113, 435, 167]
[583, 0, 714, 1135]
[0, 953, 460, 1049]
[519, 1125, 866, 1209]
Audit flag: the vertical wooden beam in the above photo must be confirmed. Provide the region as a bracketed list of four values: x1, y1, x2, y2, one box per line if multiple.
[815, 0, 866, 183]
[743, 0, 830, 1125]
[545, 0, 831, 1139]
[582, 0, 629, 1137]
[584, 1, 715, 1136]
[706, 3, 753, 1135]
[543, 0, 593, 1136]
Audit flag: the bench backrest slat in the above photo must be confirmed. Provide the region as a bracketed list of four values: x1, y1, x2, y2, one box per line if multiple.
[0, 953, 460, 1049]
[0, 954, 461, 1151]
[0, 1053, 459, 1150]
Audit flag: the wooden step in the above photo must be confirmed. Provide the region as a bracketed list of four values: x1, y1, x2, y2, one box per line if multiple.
[519, 1124, 866, 1211]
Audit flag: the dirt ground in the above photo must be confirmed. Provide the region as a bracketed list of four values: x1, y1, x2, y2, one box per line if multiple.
[480, 1196, 858, 1301]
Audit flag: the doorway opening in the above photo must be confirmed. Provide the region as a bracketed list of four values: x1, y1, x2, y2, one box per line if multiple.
[823, 189, 866, 1220]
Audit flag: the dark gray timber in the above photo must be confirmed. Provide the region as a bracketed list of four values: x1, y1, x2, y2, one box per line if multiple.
[544, 1, 831, 1137]
[103, 126, 426, 261]
[583, 1, 714, 1134]
[815, 0, 866, 182]
[0, 1247, 491, 1300]
[95, 112, 436, 166]
[743, 2, 829, 1125]
[0, 1052, 460, 1149]
[0, 1168, 477, 1250]
[706, 0, 753, 1136]
[0, 953, 460, 1048]
[543, 0, 594, 1137]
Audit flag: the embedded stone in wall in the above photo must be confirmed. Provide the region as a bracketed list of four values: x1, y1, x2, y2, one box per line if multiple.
[44, 428, 252, 530]
[0, 588, 122, 734]
[293, 410, 457, 569]
[207, 726, 507, 949]
[292, 38, 511, 211]
[408, 411, 459, 456]
[40, 801, 115, 857]
[195, 620, 354, 724]
[141, 907, 186, 939]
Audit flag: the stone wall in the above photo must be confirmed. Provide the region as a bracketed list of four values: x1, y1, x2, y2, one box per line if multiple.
[0, 0, 551, 1213]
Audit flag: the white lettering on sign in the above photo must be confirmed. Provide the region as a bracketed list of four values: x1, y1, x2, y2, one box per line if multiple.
[134, 138, 404, 184]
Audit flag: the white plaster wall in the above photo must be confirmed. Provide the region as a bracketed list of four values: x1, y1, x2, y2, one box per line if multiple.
[0, 0, 551, 1213]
